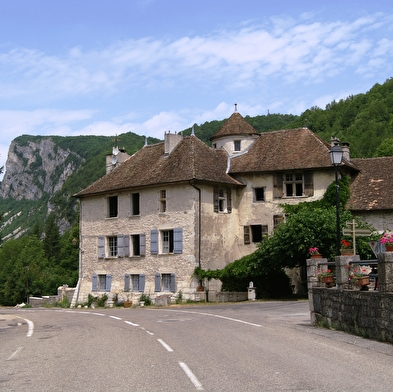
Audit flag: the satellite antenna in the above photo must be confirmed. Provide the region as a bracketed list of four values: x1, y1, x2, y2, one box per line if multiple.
[112, 146, 119, 165]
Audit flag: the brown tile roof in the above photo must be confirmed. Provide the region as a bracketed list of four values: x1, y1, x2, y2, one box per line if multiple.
[229, 127, 355, 173]
[210, 112, 259, 141]
[75, 136, 242, 197]
[347, 157, 393, 211]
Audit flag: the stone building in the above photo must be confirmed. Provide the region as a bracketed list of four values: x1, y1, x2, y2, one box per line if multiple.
[74, 111, 360, 304]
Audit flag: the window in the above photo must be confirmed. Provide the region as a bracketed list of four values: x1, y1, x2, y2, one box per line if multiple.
[162, 230, 173, 253]
[155, 273, 176, 292]
[150, 228, 183, 254]
[273, 215, 284, 229]
[131, 193, 140, 216]
[124, 274, 146, 292]
[97, 235, 130, 258]
[254, 187, 265, 202]
[160, 190, 166, 212]
[213, 188, 232, 213]
[284, 173, 303, 197]
[92, 274, 111, 292]
[234, 140, 241, 152]
[108, 196, 118, 218]
[273, 172, 314, 199]
[244, 225, 268, 244]
[131, 234, 146, 256]
[108, 236, 117, 257]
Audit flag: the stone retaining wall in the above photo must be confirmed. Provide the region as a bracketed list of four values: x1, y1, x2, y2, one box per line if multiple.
[307, 251, 393, 343]
[209, 291, 248, 302]
[312, 288, 393, 342]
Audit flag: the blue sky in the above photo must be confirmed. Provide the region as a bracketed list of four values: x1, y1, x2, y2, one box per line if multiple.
[1, 0, 393, 180]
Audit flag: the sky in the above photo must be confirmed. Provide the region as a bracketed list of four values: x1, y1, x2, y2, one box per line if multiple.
[1, 0, 393, 181]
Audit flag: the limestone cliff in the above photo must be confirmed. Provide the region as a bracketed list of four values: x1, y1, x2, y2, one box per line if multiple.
[0, 138, 82, 201]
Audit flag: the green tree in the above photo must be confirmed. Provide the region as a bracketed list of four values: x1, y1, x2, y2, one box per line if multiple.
[375, 138, 393, 157]
[43, 213, 61, 264]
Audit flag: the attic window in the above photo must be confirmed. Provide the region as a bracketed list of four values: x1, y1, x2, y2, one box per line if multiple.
[159, 190, 166, 212]
[234, 140, 241, 152]
[108, 196, 118, 218]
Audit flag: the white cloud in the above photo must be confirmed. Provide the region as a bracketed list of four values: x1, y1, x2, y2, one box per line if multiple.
[0, 13, 391, 103]
[0, 109, 94, 137]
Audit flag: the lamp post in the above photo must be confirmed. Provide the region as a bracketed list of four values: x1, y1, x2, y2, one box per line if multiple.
[330, 144, 343, 256]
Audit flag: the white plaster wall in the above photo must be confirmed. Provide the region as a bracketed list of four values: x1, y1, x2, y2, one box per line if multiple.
[212, 135, 259, 155]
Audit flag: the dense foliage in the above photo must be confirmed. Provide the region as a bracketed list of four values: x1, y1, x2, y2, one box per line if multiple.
[0, 217, 79, 306]
[287, 78, 393, 158]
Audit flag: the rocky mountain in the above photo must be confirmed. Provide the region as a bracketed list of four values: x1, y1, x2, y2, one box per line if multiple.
[0, 137, 82, 201]
[0, 133, 159, 241]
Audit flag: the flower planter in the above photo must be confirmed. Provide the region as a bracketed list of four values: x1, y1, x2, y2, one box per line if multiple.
[386, 245, 393, 252]
[321, 276, 333, 284]
[311, 254, 322, 259]
[340, 249, 354, 256]
[355, 276, 370, 286]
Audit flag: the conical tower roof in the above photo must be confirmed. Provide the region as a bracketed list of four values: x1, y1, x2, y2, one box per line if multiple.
[210, 112, 259, 141]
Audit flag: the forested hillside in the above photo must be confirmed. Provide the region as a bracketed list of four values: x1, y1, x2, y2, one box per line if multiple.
[288, 77, 393, 158]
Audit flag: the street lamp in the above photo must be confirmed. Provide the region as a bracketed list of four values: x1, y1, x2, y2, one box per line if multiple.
[330, 144, 343, 256]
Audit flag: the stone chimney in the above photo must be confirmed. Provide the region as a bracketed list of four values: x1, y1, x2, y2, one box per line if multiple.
[164, 131, 183, 156]
[330, 137, 350, 162]
[341, 142, 350, 162]
[106, 147, 130, 174]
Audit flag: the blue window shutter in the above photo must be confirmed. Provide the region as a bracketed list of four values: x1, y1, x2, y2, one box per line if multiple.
[98, 236, 105, 259]
[92, 274, 98, 291]
[173, 228, 183, 254]
[117, 235, 124, 257]
[123, 235, 130, 257]
[154, 273, 161, 292]
[124, 274, 130, 291]
[106, 274, 112, 292]
[139, 274, 146, 292]
[140, 234, 146, 256]
[151, 229, 158, 254]
[170, 273, 176, 292]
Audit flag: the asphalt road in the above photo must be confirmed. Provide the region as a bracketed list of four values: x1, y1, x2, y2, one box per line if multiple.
[1, 301, 393, 391]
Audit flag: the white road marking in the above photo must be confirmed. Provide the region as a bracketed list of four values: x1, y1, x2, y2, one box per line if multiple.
[124, 320, 139, 327]
[179, 361, 204, 390]
[157, 338, 173, 352]
[23, 318, 34, 337]
[155, 309, 262, 327]
[109, 316, 122, 320]
[91, 312, 105, 316]
[7, 347, 23, 361]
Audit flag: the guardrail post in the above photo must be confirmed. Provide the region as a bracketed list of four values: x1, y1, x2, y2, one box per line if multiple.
[377, 251, 393, 293]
